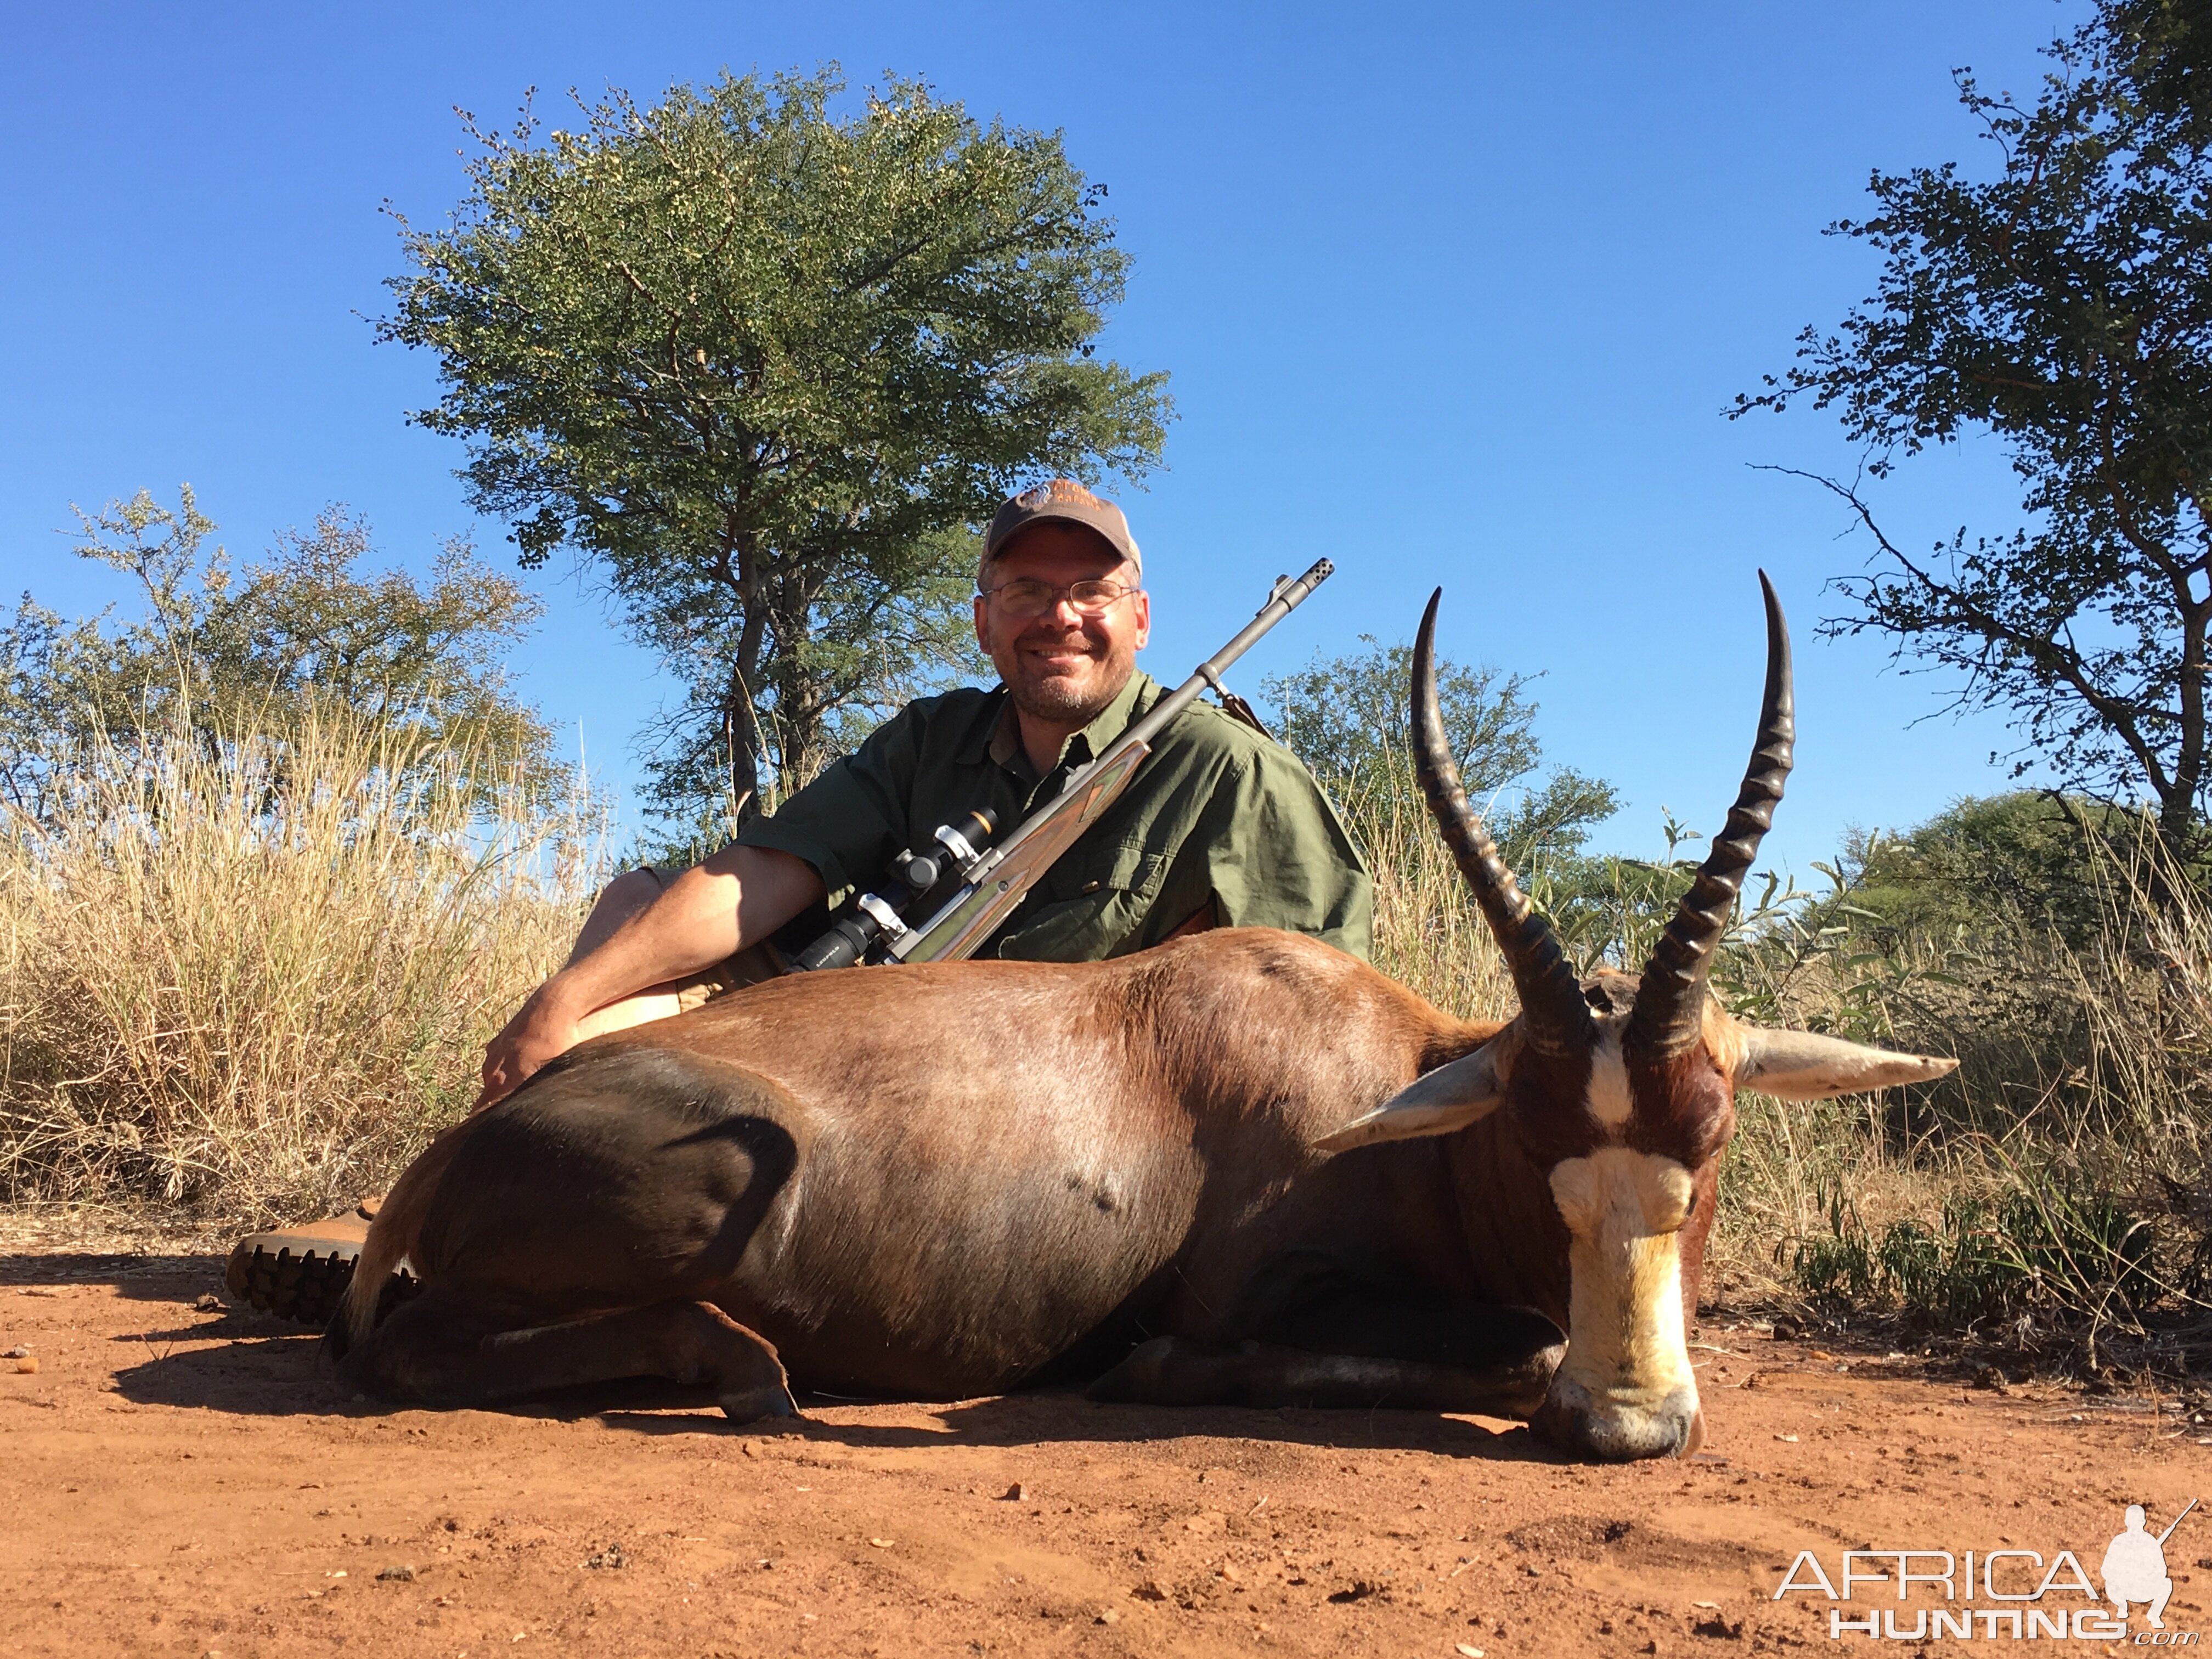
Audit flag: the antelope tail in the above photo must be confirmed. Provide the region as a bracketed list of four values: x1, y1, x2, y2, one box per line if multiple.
[338, 1121, 470, 1348]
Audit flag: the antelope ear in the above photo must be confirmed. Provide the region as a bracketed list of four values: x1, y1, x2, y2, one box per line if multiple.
[1736, 1028, 1957, 1100]
[1314, 1043, 1505, 1154]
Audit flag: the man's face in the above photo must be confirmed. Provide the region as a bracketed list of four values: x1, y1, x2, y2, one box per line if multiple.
[973, 522, 1151, 727]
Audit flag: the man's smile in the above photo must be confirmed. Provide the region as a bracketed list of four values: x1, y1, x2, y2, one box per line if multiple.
[1018, 634, 1102, 672]
[972, 517, 1151, 753]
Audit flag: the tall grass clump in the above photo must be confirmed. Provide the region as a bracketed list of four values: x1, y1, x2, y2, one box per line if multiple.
[0, 712, 605, 1223]
[1712, 826, 2212, 1365]
[1359, 791, 1516, 1025]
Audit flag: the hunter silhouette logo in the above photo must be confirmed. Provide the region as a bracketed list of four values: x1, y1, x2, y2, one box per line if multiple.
[2104, 1500, 2196, 1630]
[1773, 1498, 2202, 1642]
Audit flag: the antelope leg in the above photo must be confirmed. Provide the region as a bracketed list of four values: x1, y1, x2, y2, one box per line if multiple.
[1086, 1294, 1562, 1415]
[336, 1289, 796, 1423]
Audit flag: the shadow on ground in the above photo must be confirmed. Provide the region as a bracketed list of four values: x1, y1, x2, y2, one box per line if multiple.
[112, 1333, 1562, 1460]
[3, 1250, 228, 1301]
[82, 1259, 1562, 1464]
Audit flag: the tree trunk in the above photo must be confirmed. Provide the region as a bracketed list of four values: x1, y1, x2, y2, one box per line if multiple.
[2154, 571, 2211, 875]
[719, 521, 769, 826]
[766, 560, 831, 793]
[720, 654, 764, 826]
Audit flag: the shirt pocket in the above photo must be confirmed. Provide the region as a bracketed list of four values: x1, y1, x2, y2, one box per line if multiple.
[997, 837, 1172, 961]
[1046, 836, 1168, 903]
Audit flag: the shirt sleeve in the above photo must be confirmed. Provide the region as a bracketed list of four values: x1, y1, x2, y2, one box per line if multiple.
[733, 706, 923, 901]
[1197, 742, 1374, 960]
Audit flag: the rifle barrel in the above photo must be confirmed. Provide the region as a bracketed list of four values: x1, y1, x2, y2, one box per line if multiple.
[2157, 1497, 2198, 1546]
[1115, 557, 1335, 755]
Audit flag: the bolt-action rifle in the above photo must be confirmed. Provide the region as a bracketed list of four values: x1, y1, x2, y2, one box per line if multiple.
[789, 557, 1335, 972]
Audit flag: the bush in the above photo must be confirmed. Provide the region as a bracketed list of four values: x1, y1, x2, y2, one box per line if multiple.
[1789, 1184, 2160, 1332]
[1, 487, 558, 823]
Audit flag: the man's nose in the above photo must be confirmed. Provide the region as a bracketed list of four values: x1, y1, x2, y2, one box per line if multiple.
[1022, 595, 1089, 631]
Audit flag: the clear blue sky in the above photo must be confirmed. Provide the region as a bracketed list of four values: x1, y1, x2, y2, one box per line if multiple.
[1, 2, 2083, 877]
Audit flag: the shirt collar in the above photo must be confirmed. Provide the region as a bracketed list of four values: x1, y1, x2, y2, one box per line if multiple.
[973, 670, 1160, 781]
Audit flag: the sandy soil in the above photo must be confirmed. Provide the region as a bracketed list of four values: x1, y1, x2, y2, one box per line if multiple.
[3, 1221, 2209, 1658]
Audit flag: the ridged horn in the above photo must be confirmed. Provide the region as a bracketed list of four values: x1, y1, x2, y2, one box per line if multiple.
[1412, 589, 1596, 1058]
[1628, 571, 1795, 1059]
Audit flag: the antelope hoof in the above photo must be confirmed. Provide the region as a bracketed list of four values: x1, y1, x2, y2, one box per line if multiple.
[720, 1384, 800, 1424]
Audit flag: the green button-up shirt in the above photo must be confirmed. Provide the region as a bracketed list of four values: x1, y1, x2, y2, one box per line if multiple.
[737, 670, 1372, 963]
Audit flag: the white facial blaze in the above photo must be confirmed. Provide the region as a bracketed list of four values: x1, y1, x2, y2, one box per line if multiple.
[1546, 1148, 1700, 1421]
[1583, 1028, 1632, 1127]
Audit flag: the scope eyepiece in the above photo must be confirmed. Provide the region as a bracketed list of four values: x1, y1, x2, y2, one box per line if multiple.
[791, 915, 873, 972]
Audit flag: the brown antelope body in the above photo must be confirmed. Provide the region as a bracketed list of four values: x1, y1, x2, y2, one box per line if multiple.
[332, 580, 1953, 1460]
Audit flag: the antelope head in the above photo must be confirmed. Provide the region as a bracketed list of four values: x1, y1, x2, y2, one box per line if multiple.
[1317, 578, 1956, 1460]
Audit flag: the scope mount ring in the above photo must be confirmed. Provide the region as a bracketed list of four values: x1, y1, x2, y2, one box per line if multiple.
[854, 891, 912, 944]
[933, 823, 984, 872]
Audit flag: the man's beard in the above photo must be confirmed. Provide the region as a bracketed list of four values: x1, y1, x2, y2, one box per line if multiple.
[1008, 669, 1121, 726]
[1005, 640, 1135, 728]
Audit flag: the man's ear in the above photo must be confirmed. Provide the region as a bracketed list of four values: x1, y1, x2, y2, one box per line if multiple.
[1736, 1028, 1957, 1100]
[1314, 1042, 1505, 1154]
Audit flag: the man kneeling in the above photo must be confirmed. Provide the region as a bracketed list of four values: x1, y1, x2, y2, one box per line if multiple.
[227, 479, 1370, 1321]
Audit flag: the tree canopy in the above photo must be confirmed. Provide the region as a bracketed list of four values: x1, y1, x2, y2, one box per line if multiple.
[1262, 635, 1618, 871]
[1735, 0, 2212, 859]
[380, 68, 1171, 831]
[0, 487, 555, 819]
[1835, 789, 2159, 950]
[2109, 0, 2212, 129]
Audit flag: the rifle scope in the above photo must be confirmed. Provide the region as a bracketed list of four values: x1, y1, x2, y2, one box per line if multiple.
[787, 808, 999, 972]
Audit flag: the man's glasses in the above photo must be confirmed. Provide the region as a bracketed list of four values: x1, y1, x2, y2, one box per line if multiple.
[979, 578, 1141, 619]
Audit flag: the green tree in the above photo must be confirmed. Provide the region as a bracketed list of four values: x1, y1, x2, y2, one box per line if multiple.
[1836, 790, 2159, 949]
[1263, 635, 1618, 870]
[380, 68, 1171, 826]
[0, 487, 555, 818]
[2109, 0, 2212, 130]
[1735, 1, 2212, 861]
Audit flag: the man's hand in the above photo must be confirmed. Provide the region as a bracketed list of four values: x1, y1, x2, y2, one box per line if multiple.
[471, 844, 824, 1113]
[476, 977, 586, 1110]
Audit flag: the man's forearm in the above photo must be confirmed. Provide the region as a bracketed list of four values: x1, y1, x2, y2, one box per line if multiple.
[549, 844, 825, 1020]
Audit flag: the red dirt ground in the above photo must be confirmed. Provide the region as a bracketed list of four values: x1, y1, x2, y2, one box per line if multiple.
[2, 1219, 2207, 1658]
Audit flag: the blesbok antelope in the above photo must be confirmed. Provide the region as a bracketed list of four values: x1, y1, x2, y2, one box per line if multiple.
[331, 578, 1953, 1460]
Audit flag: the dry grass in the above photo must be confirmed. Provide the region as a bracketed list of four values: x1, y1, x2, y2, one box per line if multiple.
[1359, 794, 1517, 1025]
[0, 714, 603, 1225]
[1718, 840, 2211, 1352]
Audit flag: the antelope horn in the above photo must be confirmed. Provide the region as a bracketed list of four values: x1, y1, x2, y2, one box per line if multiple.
[1628, 571, 1795, 1058]
[1412, 589, 1596, 1058]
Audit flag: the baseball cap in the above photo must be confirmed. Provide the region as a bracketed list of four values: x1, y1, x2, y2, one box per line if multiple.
[981, 479, 1142, 579]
